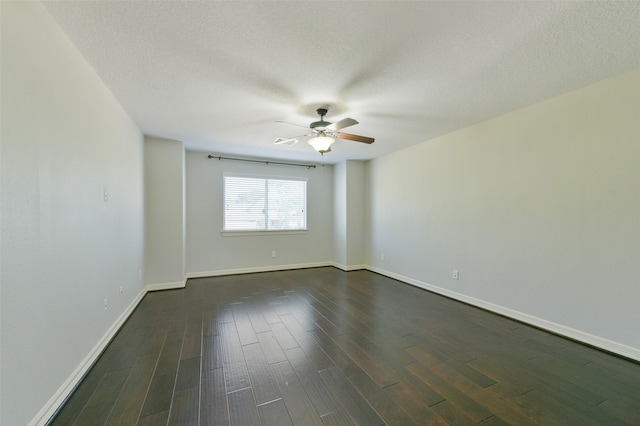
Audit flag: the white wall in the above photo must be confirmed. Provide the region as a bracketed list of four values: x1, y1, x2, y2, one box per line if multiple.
[333, 162, 348, 267]
[144, 137, 186, 288]
[367, 69, 640, 358]
[186, 151, 334, 275]
[346, 161, 366, 267]
[334, 161, 367, 269]
[0, 2, 145, 425]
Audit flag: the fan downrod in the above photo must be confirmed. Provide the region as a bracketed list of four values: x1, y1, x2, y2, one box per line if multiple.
[311, 108, 331, 130]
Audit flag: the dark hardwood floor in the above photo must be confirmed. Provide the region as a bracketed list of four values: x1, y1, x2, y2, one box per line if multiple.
[50, 267, 640, 425]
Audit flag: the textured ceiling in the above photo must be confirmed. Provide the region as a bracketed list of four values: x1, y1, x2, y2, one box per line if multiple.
[43, 1, 640, 164]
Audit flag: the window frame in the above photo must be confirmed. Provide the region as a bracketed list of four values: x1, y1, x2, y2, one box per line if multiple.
[221, 173, 308, 236]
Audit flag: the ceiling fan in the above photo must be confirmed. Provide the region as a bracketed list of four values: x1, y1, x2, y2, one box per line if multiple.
[274, 108, 375, 154]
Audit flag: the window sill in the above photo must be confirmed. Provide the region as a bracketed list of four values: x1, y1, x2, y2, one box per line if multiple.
[221, 230, 308, 237]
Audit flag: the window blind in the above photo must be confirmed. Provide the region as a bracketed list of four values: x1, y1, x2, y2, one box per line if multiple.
[223, 175, 307, 231]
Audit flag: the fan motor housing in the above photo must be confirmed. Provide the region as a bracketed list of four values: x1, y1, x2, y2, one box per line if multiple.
[310, 120, 330, 130]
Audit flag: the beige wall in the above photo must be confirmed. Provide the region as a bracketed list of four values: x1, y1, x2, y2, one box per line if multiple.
[185, 151, 334, 275]
[1, 3, 145, 424]
[144, 137, 186, 288]
[366, 68, 640, 358]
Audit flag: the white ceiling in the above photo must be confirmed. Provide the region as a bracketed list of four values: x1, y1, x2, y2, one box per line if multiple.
[43, 1, 640, 164]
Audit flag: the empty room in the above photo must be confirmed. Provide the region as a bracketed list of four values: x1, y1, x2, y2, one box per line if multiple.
[1, 1, 639, 425]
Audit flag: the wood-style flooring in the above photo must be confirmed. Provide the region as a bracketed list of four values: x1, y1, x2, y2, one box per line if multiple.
[50, 267, 640, 425]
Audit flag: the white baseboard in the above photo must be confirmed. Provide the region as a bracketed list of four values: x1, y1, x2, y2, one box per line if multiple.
[332, 262, 367, 271]
[186, 261, 333, 279]
[145, 279, 186, 292]
[31, 288, 147, 426]
[367, 265, 640, 362]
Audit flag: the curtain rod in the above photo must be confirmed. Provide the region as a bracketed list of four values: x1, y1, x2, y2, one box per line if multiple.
[207, 154, 317, 169]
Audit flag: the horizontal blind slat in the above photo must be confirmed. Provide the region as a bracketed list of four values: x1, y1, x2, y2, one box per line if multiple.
[224, 176, 306, 231]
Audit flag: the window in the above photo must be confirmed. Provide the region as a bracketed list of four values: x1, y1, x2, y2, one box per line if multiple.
[223, 175, 307, 232]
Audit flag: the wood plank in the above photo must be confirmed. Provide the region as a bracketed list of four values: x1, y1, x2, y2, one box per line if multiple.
[257, 399, 294, 426]
[202, 307, 220, 337]
[348, 372, 417, 426]
[139, 334, 183, 418]
[407, 342, 496, 388]
[596, 399, 640, 425]
[220, 321, 251, 392]
[480, 415, 512, 426]
[105, 353, 159, 425]
[404, 347, 537, 425]
[318, 367, 385, 426]
[137, 410, 169, 426]
[325, 348, 367, 379]
[318, 412, 355, 426]
[174, 357, 201, 391]
[231, 302, 259, 345]
[200, 368, 229, 425]
[477, 350, 610, 417]
[528, 351, 639, 404]
[482, 383, 556, 425]
[139, 373, 177, 418]
[429, 400, 476, 426]
[468, 353, 538, 396]
[202, 334, 223, 371]
[256, 330, 288, 365]
[138, 322, 171, 356]
[246, 298, 272, 333]
[285, 347, 350, 420]
[181, 317, 203, 360]
[311, 331, 366, 378]
[228, 388, 260, 426]
[50, 350, 122, 425]
[279, 313, 334, 371]
[392, 365, 446, 408]
[271, 360, 324, 426]
[384, 381, 448, 425]
[270, 321, 299, 351]
[405, 361, 494, 423]
[242, 342, 282, 404]
[332, 334, 399, 388]
[73, 368, 130, 425]
[521, 388, 609, 425]
[154, 332, 185, 377]
[168, 386, 199, 425]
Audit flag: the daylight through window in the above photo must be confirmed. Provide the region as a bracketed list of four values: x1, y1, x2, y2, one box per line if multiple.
[223, 175, 307, 231]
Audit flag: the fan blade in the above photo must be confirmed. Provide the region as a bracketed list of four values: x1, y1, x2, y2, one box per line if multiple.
[274, 137, 299, 145]
[327, 117, 358, 131]
[274, 133, 312, 145]
[275, 120, 309, 129]
[336, 132, 375, 144]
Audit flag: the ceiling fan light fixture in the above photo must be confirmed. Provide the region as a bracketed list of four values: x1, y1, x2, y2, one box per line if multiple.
[276, 107, 373, 154]
[308, 134, 334, 153]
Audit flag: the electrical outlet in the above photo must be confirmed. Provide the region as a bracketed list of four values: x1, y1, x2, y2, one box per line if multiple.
[452, 269, 459, 280]
[272, 250, 276, 258]
[381, 253, 385, 261]
[104, 298, 108, 310]
[119, 286, 124, 295]
[103, 187, 108, 202]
